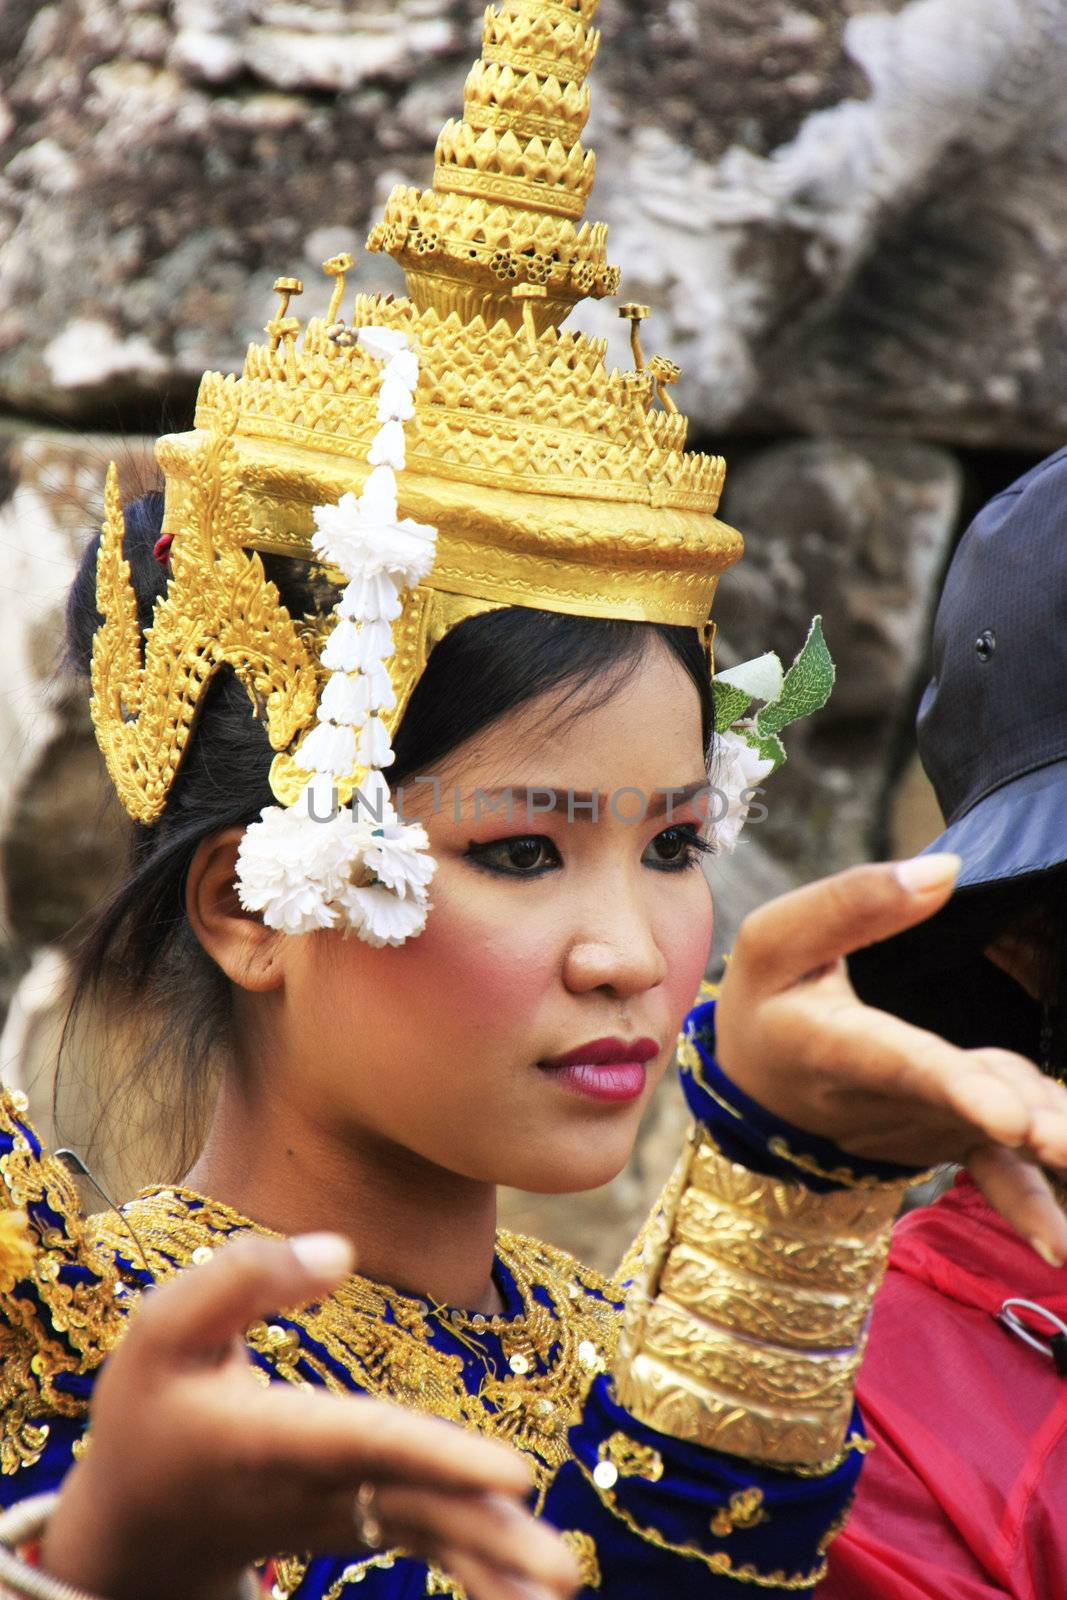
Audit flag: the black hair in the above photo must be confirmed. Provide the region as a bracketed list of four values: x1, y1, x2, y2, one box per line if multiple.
[63, 494, 714, 1177]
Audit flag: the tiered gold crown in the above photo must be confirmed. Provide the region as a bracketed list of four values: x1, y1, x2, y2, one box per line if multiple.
[368, 0, 616, 333]
[91, 0, 744, 825]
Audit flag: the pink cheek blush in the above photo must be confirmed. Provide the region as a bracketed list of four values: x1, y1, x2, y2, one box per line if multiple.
[380, 894, 558, 1027]
[663, 909, 714, 1015]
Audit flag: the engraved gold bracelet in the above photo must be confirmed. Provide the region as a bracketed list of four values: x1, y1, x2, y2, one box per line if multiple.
[614, 1127, 916, 1469]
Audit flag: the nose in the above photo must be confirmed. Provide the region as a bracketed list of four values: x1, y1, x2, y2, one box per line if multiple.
[561, 887, 668, 1000]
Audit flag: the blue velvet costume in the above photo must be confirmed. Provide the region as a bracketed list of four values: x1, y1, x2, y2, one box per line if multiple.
[0, 1000, 917, 1597]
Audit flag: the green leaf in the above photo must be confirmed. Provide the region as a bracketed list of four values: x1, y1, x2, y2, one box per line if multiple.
[756, 616, 835, 738]
[713, 680, 753, 734]
[742, 726, 787, 767]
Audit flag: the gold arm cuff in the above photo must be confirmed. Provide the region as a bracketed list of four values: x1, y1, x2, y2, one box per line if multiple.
[660, 1243, 871, 1349]
[672, 1185, 893, 1293]
[688, 1141, 914, 1236]
[637, 1296, 863, 1415]
[613, 1127, 907, 1466]
[612, 1352, 855, 1471]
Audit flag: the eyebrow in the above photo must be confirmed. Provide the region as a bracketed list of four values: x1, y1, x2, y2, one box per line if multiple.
[474, 780, 710, 821]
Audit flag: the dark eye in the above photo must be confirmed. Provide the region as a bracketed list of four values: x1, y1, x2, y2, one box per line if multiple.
[465, 836, 562, 877]
[644, 824, 711, 872]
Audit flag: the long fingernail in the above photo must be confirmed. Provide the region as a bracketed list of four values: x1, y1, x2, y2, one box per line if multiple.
[895, 853, 962, 895]
[1029, 1236, 1064, 1269]
[291, 1232, 355, 1277]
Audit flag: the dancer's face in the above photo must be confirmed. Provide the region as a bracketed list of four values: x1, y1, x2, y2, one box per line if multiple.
[275, 637, 715, 1194]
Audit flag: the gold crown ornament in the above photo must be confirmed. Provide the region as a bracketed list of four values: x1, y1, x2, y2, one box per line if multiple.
[89, 0, 748, 944]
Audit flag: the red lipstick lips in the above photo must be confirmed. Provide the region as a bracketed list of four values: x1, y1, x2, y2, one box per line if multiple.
[538, 1036, 659, 1104]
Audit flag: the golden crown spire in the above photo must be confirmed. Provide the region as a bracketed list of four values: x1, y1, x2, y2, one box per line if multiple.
[368, 0, 618, 336]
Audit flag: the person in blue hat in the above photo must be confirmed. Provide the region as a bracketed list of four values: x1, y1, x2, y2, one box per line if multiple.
[823, 448, 1067, 1600]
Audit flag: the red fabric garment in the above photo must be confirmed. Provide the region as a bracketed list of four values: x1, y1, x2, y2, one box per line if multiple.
[819, 1174, 1067, 1600]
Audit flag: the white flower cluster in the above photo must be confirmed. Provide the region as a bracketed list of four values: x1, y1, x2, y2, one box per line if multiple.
[235, 327, 439, 946]
[712, 729, 776, 854]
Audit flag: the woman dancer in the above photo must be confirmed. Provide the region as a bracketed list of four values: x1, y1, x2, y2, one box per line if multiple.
[4, 7, 1067, 1599]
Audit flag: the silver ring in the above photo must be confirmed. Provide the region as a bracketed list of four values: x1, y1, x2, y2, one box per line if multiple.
[353, 1482, 382, 1549]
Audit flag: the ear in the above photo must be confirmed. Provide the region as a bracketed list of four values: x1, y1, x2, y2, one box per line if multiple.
[185, 827, 284, 994]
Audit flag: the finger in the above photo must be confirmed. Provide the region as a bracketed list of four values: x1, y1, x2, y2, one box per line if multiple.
[932, 1047, 1067, 1159]
[966, 1051, 1067, 1166]
[967, 1144, 1067, 1266]
[771, 999, 1036, 1154]
[130, 1232, 354, 1361]
[240, 1385, 533, 1499]
[436, 1544, 577, 1600]
[374, 1487, 580, 1594]
[1028, 1106, 1067, 1171]
[733, 856, 961, 996]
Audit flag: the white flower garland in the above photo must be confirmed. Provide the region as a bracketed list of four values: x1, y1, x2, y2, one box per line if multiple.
[235, 327, 440, 946]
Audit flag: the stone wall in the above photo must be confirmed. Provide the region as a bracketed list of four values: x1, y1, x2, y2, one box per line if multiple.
[1, 0, 1063, 1267]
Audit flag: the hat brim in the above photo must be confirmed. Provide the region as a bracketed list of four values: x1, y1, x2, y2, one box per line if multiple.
[922, 756, 1067, 893]
[847, 760, 1067, 1052]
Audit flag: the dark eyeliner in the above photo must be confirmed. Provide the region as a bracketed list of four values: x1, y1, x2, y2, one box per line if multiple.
[644, 823, 714, 873]
[463, 835, 562, 878]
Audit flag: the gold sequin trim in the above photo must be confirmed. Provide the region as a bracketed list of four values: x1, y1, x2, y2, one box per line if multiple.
[767, 1137, 930, 1195]
[711, 1488, 768, 1538]
[87, 1186, 623, 1521]
[598, 1430, 664, 1482]
[675, 1032, 743, 1121]
[575, 1456, 826, 1590]
[322, 1551, 400, 1596]
[561, 1529, 601, 1589]
[0, 1090, 124, 1476]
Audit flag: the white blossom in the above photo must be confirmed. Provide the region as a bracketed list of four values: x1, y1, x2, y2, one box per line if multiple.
[711, 730, 776, 854]
[357, 716, 395, 769]
[235, 804, 350, 935]
[352, 767, 396, 828]
[338, 571, 402, 623]
[337, 578, 401, 629]
[368, 419, 407, 471]
[345, 617, 394, 666]
[360, 463, 399, 522]
[319, 670, 371, 728]
[321, 618, 363, 673]
[358, 326, 410, 361]
[363, 658, 397, 712]
[341, 883, 430, 948]
[314, 495, 436, 591]
[253, 328, 437, 948]
[365, 823, 436, 899]
[378, 375, 416, 423]
[384, 349, 419, 389]
[298, 720, 358, 778]
[716, 652, 784, 704]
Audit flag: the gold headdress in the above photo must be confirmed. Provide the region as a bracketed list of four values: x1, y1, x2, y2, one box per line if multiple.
[90, 0, 745, 941]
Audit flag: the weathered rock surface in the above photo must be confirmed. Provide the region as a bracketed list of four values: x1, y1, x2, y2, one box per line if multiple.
[3, 1, 1067, 447]
[715, 437, 962, 876]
